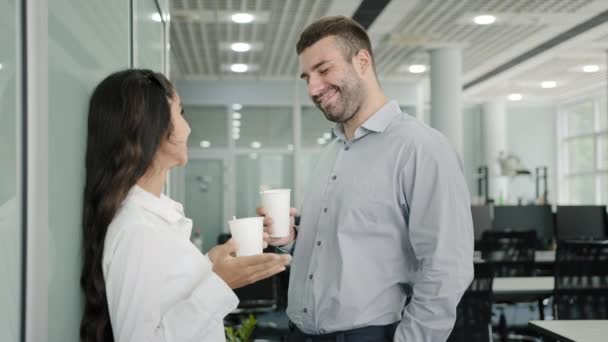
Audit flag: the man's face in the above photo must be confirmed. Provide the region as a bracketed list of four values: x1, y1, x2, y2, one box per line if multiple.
[299, 36, 363, 123]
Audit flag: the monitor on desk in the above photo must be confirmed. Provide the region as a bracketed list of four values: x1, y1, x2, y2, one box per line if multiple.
[493, 205, 554, 245]
[556, 205, 608, 240]
[471, 205, 493, 240]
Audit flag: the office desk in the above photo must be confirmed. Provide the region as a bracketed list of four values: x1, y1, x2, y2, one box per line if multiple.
[493, 276, 553, 302]
[529, 320, 608, 342]
[474, 250, 555, 263]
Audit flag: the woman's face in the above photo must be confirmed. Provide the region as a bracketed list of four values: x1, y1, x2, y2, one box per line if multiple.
[156, 92, 191, 169]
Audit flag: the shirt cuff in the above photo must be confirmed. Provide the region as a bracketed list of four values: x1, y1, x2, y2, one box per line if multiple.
[191, 271, 239, 319]
[278, 240, 296, 254]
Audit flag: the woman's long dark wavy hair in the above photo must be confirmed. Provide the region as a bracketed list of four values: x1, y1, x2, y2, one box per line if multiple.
[80, 69, 174, 342]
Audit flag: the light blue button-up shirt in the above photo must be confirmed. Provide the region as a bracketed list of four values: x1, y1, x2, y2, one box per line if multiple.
[286, 101, 474, 341]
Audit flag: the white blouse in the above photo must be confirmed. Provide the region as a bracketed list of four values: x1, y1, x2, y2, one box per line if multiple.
[103, 185, 238, 342]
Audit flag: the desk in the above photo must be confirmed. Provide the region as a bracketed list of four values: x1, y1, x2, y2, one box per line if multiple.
[474, 250, 555, 263]
[493, 276, 553, 302]
[529, 320, 608, 342]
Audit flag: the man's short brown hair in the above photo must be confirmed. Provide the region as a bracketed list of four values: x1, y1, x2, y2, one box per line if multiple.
[296, 16, 375, 67]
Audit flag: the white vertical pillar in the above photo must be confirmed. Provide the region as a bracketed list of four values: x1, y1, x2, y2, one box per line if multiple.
[482, 99, 508, 203]
[430, 47, 463, 157]
[292, 79, 302, 207]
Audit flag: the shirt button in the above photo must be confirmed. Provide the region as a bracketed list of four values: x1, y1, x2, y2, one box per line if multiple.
[344, 146, 350, 151]
[317, 241, 321, 246]
[303, 308, 308, 313]
[331, 175, 337, 180]
[323, 208, 327, 213]
[309, 274, 313, 279]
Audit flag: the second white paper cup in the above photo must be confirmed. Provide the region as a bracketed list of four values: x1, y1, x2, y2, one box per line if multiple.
[260, 189, 291, 238]
[228, 216, 264, 256]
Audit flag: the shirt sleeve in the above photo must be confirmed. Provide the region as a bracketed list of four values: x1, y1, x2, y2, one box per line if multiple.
[105, 224, 239, 342]
[393, 137, 474, 342]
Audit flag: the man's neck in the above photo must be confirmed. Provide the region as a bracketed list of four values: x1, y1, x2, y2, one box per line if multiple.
[343, 89, 388, 140]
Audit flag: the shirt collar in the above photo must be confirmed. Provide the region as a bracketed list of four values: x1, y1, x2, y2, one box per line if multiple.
[124, 185, 184, 224]
[332, 100, 402, 140]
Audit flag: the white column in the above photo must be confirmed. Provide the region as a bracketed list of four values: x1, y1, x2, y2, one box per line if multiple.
[430, 47, 463, 157]
[482, 99, 508, 203]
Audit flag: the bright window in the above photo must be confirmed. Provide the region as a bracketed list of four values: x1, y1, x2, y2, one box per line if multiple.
[558, 98, 608, 204]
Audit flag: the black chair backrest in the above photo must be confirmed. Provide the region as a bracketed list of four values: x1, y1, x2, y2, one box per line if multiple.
[493, 205, 554, 248]
[554, 240, 608, 319]
[480, 230, 537, 277]
[556, 205, 608, 241]
[448, 263, 494, 342]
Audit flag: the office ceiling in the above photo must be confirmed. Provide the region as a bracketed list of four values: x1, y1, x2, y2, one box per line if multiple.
[169, 0, 608, 101]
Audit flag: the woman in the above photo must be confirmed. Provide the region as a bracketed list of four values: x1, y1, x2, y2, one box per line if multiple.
[80, 69, 291, 342]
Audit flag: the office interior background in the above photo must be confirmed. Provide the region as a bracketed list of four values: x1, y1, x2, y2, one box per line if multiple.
[1, 0, 608, 341]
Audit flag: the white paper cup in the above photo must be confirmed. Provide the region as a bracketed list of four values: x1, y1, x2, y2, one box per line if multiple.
[260, 189, 291, 238]
[228, 216, 264, 256]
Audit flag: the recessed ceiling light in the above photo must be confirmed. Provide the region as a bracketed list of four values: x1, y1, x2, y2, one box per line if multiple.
[473, 15, 496, 25]
[231, 42, 251, 52]
[230, 63, 248, 73]
[541, 81, 557, 89]
[232, 120, 241, 127]
[508, 93, 523, 101]
[323, 132, 332, 139]
[0, 63, 3, 70]
[251, 141, 261, 149]
[231, 13, 254, 23]
[582, 65, 600, 73]
[317, 138, 326, 145]
[408, 65, 426, 74]
[200, 140, 211, 148]
[233, 112, 242, 120]
[151, 13, 162, 22]
[232, 104, 243, 110]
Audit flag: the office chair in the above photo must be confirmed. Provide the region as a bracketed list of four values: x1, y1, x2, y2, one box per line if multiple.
[554, 240, 608, 320]
[480, 230, 542, 341]
[448, 263, 495, 342]
[480, 230, 537, 277]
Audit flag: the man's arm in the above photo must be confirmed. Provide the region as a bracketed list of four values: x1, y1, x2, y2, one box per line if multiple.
[394, 138, 474, 342]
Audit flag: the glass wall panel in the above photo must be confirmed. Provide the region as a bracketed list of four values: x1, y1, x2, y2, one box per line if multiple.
[184, 106, 228, 148]
[301, 106, 334, 147]
[184, 159, 224, 253]
[599, 173, 607, 204]
[599, 134, 608, 170]
[48, 0, 129, 340]
[566, 137, 594, 173]
[0, 0, 22, 340]
[236, 106, 292, 149]
[133, 0, 163, 71]
[236, 154, 293, 218]
[564, 100, 594, 136]
[567, 176, 595, 204]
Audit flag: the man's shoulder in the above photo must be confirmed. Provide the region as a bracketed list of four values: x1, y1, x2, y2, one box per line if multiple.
[386, 114, 449, 150]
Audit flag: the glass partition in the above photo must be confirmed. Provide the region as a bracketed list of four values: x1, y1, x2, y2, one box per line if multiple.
[0, 0, 22, 340]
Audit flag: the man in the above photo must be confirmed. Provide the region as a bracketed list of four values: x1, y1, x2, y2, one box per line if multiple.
[259, 16, 473, 341]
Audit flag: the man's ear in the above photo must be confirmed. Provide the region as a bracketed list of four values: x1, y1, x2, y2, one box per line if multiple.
[353, 49, 372, 75]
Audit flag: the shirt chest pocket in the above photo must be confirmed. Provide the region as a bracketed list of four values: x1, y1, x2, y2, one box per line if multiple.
[334, 175, 381, 235]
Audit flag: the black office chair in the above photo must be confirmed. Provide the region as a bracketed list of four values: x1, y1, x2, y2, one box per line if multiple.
[480, 230, 537, 277]
[553, 240, 608, 320]
[448, 263, 494, 342]
[480, 230, 543, 341]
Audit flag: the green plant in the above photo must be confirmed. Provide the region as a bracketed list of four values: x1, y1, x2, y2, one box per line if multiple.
[225, 314, 257, 342]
